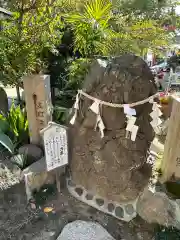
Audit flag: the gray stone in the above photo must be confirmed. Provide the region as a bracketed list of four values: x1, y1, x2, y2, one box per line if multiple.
[115, 206, 124, 218]
[0, 163, 20, 190]
[18, 144, 43, 162]
[68, 179, 76, 187]
[75, 187, 83, 196]
[22, 157, 65, 200]
[85, 193, 94, 200]
[107, 203, 115, 212]
[32, 231, 55, 240]
[0, 87, 8, 114]
[125, 204, 134, 215]
[137, 187, 180, 229]
[96, 198, 104, 206]
[57, 220, 115, 240]
[66, 170, 71, 178]
[87, 207, 98, 215]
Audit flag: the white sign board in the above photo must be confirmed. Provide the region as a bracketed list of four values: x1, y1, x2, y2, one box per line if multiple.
[42, 123, 68, 171]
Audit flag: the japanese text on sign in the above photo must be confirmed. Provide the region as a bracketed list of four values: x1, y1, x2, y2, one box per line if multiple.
[43, 124, 68, 171]
[36, 101, 45, 130]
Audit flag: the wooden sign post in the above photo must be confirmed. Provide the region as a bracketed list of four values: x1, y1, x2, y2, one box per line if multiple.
[161, 96, 180, 182]
[23, 75, 52, 144]
[40, 122, 68, 192]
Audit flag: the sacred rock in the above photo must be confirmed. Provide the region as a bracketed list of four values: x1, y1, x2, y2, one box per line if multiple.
[68, 54, 157, 219]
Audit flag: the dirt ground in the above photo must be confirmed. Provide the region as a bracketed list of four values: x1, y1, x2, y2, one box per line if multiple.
[0, 181, 156, 240]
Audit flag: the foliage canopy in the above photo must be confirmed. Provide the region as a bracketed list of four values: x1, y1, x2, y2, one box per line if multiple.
[0, 0, 179, 87]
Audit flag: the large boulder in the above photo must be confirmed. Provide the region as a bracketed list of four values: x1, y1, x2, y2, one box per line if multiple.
[57, 220, 115, 240]
[18, 144, 43, 163]
[69, 55, 157, 207]
[136, 187, 180, 229]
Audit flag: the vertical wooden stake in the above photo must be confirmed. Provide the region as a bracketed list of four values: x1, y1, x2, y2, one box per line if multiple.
[23, 74, 52, 145]
[161, 96, 180, 182]
[55, 170, 61, 193]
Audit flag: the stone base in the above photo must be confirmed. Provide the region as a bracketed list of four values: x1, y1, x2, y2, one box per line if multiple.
[22, 157, 65, 201]
[66, 176, 137, 222]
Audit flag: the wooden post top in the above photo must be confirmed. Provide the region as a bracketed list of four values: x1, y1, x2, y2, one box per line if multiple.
[23, 74, 52, 145]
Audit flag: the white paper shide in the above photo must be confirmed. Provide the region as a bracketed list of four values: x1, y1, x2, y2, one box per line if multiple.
[70, 93, 80, 125]
[69, 90, 159, 140]
[124, 105, 139, 141]
[90, 100, 105, 138]
[41, 122, 68, 171]
[150, 102, 162, 132]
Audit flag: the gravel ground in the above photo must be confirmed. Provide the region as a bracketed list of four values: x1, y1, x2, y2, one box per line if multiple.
[0, 182, 155, 240]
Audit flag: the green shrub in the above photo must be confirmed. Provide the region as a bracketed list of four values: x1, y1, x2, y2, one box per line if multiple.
[68, 58, 91, 87]
[6, 103, 29, 147]
[0, 103, 29, 153]
[52, 57, 91, 109]
[53, 106, 70, 125]
[0, 129, 14, 154]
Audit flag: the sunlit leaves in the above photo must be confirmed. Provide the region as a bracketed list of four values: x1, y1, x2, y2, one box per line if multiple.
[65, 0, 115, 56]
[0, 0, 65, 86]
[65, 0, 172, 57]
[1, 0, 178, 88]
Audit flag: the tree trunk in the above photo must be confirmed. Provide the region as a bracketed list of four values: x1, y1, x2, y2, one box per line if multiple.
[16, 85, 21, 104]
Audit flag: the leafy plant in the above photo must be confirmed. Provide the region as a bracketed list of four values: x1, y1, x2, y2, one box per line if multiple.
[0, 130, 14, 154]
[0, 103, 29, 153]
[0, 114, 14, 154]
[64, 0, 175, 57]
[0, 1, 64, 87]
[53, 106, 70, 124]
[68, 58, 91, 86]
[65, 0, 114, 57]
[50, 56, 91, 109]
[6, 103, 29, 147]
[10, 154, 28, 170]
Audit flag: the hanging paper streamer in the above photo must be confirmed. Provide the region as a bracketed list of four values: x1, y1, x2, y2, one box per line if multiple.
[123, 105, 138, 142]
[125, 115, 139, 141]
[131, 125, 139, 141]
[90, 100, 100, 114]
[149, 97, 154, 104]
[90, 100, 105, 138]
[70, 93, 80, 125]
[97, 59, 108, 68]
[126, 115, 136, 131]
[152, 102, 162, 114]
[149, 102, 162, 129]
[69, 89, 161, 139]
[95, 114, 105, 138]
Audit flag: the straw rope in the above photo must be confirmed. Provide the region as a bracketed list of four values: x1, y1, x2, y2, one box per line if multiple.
[78, 90, 159, 108]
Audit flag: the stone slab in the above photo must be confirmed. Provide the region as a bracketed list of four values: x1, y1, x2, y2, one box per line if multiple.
[57, 220, 115, 240]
